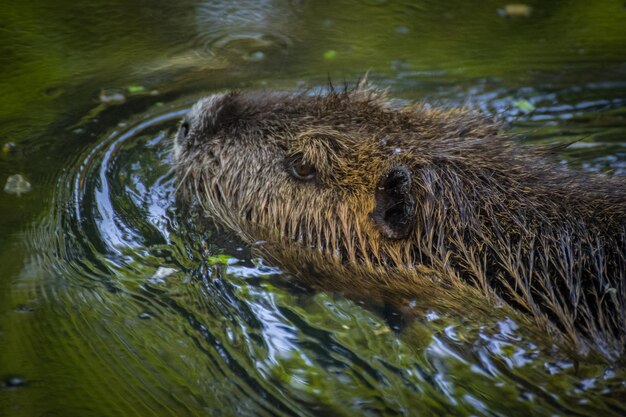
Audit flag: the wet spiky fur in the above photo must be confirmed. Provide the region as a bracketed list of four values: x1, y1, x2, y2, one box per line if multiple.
[174, 84, 626, 358]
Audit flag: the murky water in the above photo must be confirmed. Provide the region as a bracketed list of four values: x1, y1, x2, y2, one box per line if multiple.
[1, 1, 626, 416]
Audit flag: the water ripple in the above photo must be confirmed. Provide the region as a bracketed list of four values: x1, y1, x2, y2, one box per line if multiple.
[14, 88, 626, 416]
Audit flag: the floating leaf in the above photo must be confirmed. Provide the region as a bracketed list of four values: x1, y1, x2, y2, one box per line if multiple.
[513, 99, 535, 114]
[4, 174, 32, 196]
[499, 4, 532, 18]
[127, 85, 146, 93]
[99, 89, 126, 104]
[323, 50, 337, 60]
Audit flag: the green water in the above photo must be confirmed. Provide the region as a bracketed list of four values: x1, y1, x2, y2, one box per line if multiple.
[1, 1, 626, 416]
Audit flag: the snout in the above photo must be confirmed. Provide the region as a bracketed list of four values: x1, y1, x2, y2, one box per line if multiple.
[175, 118, 191, 145]
[175, 93, 237, 149]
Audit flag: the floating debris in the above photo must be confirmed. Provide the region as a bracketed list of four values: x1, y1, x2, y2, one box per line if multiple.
[2, 142, 16, 155]
[244, 51, 265, 62]
[42, 85, 63, 98]
[373, 326, 391, 336]
[323, 50, 337, 60]
[15, 304, 34, 313]
[395, 25, 410, 34]
[2, 375, 27, 389]
[99, 89, 126, 104]
[499, 4, 533, 18]
[127, 85, 146, 94]
[513, 99, 536, 114]
[4, 174, 31, 196]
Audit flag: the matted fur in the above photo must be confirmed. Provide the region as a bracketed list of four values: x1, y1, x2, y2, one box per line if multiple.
[173, 84, 626, 359]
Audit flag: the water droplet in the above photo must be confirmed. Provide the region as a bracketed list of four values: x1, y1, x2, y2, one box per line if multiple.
[3, 375, 27, 389]
[99, 90, 126, 104]
[425, 311, 440, 321]
[138, 312, 151, 320]
[395, 26, 409, 34]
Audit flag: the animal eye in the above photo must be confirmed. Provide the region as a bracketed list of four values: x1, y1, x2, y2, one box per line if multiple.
[289, 158, 316, 181]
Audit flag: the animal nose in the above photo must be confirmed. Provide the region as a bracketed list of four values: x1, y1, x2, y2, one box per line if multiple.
[176, 119, 191, 144]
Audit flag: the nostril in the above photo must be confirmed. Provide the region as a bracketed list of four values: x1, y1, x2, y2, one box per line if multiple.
[177, 120, 190, 142]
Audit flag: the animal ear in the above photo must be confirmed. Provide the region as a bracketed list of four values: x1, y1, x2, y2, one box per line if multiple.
[371, 167, 415, 239]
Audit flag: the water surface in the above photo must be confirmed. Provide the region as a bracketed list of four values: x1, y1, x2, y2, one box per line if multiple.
[1, 1, 626, 416]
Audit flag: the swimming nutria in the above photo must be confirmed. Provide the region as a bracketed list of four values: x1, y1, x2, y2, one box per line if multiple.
[173, 83, 626, 358]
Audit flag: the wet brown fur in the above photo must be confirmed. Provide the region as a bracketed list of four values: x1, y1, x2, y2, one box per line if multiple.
[173, 84, 626, 359]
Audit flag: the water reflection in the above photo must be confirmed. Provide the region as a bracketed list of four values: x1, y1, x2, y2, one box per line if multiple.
[11, 92, 622, 415]
[1, 0, 626, 415]
[195, 0, 296, 59]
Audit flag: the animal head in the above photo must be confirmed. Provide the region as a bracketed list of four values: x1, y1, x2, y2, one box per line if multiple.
[173, 86, 497, 271]
[175, 87, 494, 265]
[173, 85, 626, 357]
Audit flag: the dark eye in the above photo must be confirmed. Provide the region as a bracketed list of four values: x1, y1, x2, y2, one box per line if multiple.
[289, 158, 316, 181]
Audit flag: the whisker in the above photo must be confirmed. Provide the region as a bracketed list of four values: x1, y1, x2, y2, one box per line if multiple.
[174, 165, 194, 195]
